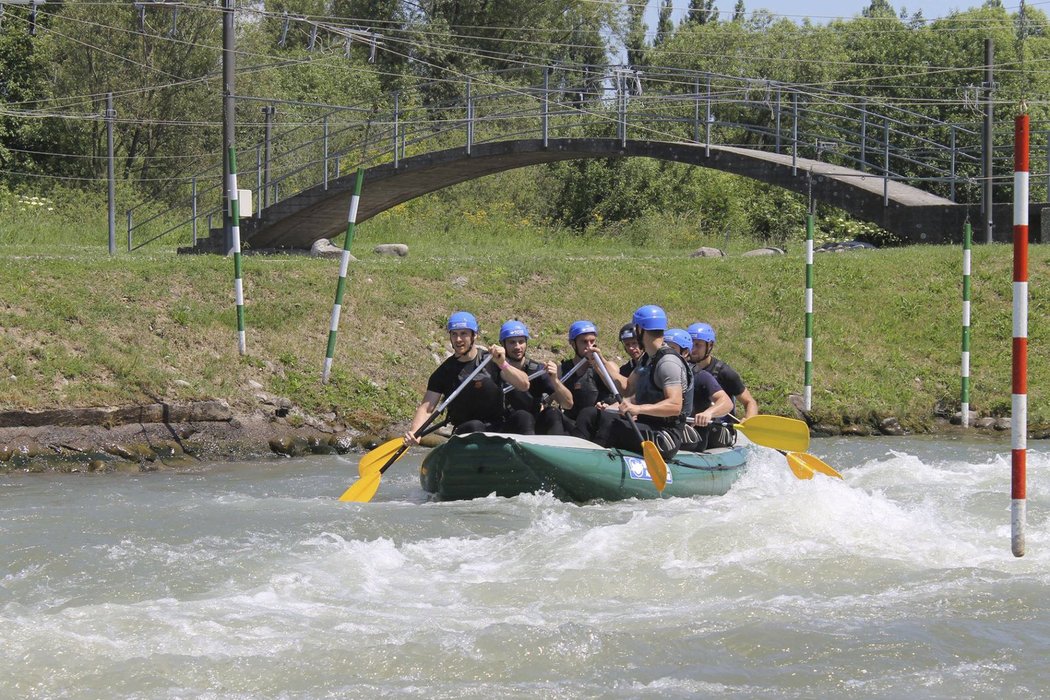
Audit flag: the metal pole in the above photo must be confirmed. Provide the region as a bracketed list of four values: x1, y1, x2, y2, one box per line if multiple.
[222, 0, 236, 254]
[883, 120, 890, 207]
[791, 91, 798, 175]
[255, 144, 262, 215]
[860, 99, 868, 171]
[466, 78, 473, 155]
[542, 67, 550, 148]
[960, 221, 972, 427]
[322, 115, 329, 190]
[106, 92, 116, 256]
[693, 76, 700, 144]
[705, 75, 712, 157]
[393, 92, 400, 168]
[1011, 114, 1029, 557]
[126, 209, 132, 252]
[191, 177, 198, 245]
[983, 38, 994, 243]
[950, 126, 957, 202]
[263, 105, 273, 208]
[774, 87, 781, 154]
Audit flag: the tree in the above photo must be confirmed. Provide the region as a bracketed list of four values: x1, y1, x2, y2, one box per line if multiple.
[655, 0, 675, 45]
[685, 0, 719, 26]
[733, 0, 746, 23]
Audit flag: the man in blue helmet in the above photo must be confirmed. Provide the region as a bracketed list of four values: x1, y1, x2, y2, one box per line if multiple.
[687, 322, 758, 448]
[618, 323, 643, 380]
[404, 312, 531, 445]
[573, 305, 691, 459]
[688, 322, 759, 420]
[499, 320, 573, 433]
[539, 320, 623, 435]
[668, 327, 734, 452]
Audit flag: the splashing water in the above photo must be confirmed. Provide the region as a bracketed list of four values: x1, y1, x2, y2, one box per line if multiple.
[1, 436, 1048, 698]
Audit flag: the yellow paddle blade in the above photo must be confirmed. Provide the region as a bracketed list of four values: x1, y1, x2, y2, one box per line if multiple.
[359, 438, 407, 477]
[642, 440, 668, 492]
[790, 451, 843, 479]
[735, 415, 810, 453]
[785, 452, 815, 480]
[338, 471, 382, 502]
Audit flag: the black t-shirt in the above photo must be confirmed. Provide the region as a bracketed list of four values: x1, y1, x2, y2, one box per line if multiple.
[705, 357, 746, 397]
[426, 350, 504, 425]
[504, 358, 556, 415]
[619, 357, 639, 379]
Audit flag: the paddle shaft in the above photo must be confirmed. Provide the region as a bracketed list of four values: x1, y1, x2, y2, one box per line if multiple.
[593, 351, 648, 447]
[503, 367, 547, 394]
[539, 356, 589, 406]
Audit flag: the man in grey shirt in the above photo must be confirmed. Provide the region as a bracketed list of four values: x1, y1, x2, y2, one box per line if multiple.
[572, 305, 689, 459]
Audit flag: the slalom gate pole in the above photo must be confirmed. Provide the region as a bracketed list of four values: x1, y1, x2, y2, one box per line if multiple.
[803, 205, 814, 411]
[961, 221, 972, 427]
[228, 147, 246, 355]
[321, 167, 365, 384]
[1011, 114, 1029, 557]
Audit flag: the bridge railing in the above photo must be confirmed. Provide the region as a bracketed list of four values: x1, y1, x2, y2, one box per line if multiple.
[133, 64, 1025, 250]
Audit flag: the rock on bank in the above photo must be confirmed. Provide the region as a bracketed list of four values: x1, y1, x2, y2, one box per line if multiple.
[0, 400, 372, 473]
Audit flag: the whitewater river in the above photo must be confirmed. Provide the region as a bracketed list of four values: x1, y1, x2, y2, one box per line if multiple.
[1, 436, 1048, 698]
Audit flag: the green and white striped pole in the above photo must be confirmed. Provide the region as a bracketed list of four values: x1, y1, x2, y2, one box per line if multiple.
[322, 167, 365, 384]
[228, 147, 246, 355]
[803, 195, 815, 411]
[961, 221, 972, 427]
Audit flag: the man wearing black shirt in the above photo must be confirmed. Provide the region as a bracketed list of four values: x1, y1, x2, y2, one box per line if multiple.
[404, 312, 530, 445]
[499, 320, 573, 434]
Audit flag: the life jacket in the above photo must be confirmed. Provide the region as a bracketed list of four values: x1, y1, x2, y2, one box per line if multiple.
[704, 356, 739, 423]
[635, 346, 692, 430]
[504, 358, 545, 414]
[559, 358, 613, 419]
[446, 350, 504, 425]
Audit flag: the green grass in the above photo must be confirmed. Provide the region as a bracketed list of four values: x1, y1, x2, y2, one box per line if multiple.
[0, 214, 1047, 433]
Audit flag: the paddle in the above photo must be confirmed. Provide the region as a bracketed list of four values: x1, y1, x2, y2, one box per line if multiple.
[340, 354, 494, 502]
[358, 419, 448, 477]
[592, 351, 668, 492]
[725, 414, 811, 453]
[713, 414, 843, 480]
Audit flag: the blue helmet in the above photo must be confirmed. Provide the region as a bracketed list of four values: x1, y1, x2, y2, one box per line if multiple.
[632, 305, 668, 332]
[499, 320, 530, 343]
[687, 322, 716, 344]
[447, 311, 479, 333]
[666, 328, 692, 352]
[568, 320, 598, 342]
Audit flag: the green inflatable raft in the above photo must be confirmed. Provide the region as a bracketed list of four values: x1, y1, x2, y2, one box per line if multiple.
[419, 432, 749, 502]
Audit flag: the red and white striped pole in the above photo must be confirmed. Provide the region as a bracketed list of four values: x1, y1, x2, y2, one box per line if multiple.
[1011, 114, 1029, 558]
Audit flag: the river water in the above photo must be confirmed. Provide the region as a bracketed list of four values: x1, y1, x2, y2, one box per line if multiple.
[1, 436, 1047, 698]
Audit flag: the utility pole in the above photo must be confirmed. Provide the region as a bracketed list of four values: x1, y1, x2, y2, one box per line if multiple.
[106, 93, 116, 255]
[222, 0, 236, 253]
[983, 38, 994, 243]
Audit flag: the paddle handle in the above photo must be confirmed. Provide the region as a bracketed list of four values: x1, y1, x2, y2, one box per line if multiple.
[593, 351, 646, 444]
[503, 367, 547, 394]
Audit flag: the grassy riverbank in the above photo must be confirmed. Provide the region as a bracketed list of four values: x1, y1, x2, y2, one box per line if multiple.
[1, 225, 1047, 434]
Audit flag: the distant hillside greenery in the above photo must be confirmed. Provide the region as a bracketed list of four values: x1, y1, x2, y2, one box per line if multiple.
[2, 0, 1049, 248]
